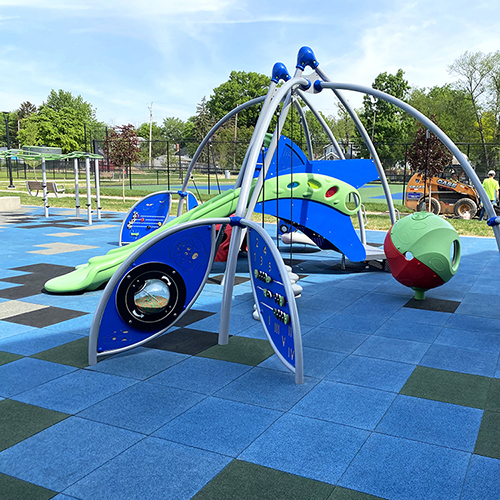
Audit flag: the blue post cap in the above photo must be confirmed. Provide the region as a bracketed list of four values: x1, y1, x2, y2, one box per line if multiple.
[271, 62, 291, 83]
[487, 216, 500, 226]
[296, 46, 319, 70]
[313, 80, 324, 93]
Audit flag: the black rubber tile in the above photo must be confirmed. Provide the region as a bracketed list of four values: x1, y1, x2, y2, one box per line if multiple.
[0, 473, 57, 500]
[145, 328, 219, 355]
[486, 378, 500, 412]
[474, 410, 500, 459]
[0, 399, 69, 452]
[400, 366, 491, 409]
[404, 297, 461, 313]
[197, 336, 274, 366]
[31, 337, 89, 368]
[328, 486, 387, 499]
[0, 351, 23, 367]
[174, 309, 216, 328]
[193, 460, 334, 500]
[3, 306, 88, 328]
[282, 258, 305, 267]
[0, 264, 75, 300]
[207, 274, 250, 286]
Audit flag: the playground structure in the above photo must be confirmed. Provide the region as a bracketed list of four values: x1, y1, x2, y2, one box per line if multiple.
[44, 47, 500, 384]
[0, 147, 103, 225]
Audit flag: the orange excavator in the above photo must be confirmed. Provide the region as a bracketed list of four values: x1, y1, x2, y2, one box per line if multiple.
[404, 167, 481, 218]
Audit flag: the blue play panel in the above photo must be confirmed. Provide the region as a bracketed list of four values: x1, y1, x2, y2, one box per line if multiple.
[0, 206, 499, 499]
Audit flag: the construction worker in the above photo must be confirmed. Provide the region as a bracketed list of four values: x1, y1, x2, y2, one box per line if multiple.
[479, 170, 499, 221]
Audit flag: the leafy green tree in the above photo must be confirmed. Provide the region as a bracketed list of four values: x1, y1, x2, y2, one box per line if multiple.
[17, 89, 99, 152]
[136, 121, 168, 163]
[448, 51, 500, 168]
[357, 69, 413, 167]
[206, 71, 269, 129]
[408, 85, 477, 142]
[17, 101, 37, 120]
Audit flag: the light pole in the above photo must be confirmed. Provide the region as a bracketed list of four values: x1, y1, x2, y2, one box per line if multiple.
[3, 112, 14, 188]
[369, 96, 377, 142]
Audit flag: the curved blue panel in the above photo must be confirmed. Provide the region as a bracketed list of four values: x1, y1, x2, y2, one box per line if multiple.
[187, 192, 199, 211]
[247, 226, 300, 372]
[92, 224, 214, 358]
[120, 192, 171, 245]
[255, 198, 366, 261]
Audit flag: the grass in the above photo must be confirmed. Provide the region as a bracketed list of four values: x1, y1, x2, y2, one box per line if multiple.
[0, 180, 496, 238]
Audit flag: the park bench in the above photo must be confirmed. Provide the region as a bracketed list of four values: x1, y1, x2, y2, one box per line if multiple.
[26, 180, 66, 197]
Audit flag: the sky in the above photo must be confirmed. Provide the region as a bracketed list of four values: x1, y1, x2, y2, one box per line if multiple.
[1, 0, 500, 128]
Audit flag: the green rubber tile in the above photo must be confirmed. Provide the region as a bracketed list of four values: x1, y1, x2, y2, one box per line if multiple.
[474, 410, 500, 459]
[328, 486, 387, 499]
[400, 366, 491, 409]
[0, 351, 23, 367]
[192, 460, 334, 500]
[0, 472, 56, 500]
[197, 337, 274, 366]
[31, 337, 89, 368]
[485, 378, 500, 412]
[0, 399, 69, 452]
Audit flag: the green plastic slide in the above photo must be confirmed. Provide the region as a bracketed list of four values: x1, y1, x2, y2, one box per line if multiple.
[44, 188, 242, 293]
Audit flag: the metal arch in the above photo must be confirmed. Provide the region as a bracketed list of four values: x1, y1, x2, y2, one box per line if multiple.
[319, 81, 500, 253]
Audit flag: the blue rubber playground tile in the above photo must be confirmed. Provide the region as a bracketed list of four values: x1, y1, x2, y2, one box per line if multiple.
[461, 455, 500, 500]
[390, 307, 451, 326]
[445, 313, 500, 334]
[373, 318, 443, 343]
[154, 397, 282, 457]
[435, 327, 500, 354]
[339, 433, 470, 500]
[0, 357, 76, 398]
[13, 369, 138, 414]
[258, 347, 346, 379]
[341, 292, 408, 318]
[64, 437, 231, 500]
[376, 395, 483, 451]
[318, 311, 388, 334]
[0, 328, 84, 356]
[214, 367, 318, 411]
[353, 335, 430, 364]
[78, 381, 204, 434]
[291, 379, 396, 431]
[456, 293, 500, 320]
[239, 413, 369, 485]
[326, 355, 415, 392]
[0, 320, 34, 339]
[302, 327, 369, 354]
[39, 314, 92, 334]
[86, 346, 188, 380]
[148, 356, 251, 394]
[0, 416, 142, 492]
[419, 344, 499, 377]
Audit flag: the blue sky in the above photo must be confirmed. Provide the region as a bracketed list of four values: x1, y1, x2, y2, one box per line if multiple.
[1, 0, 499, 127]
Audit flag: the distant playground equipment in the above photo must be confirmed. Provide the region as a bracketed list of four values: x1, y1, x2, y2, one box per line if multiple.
[405, 167, 482, 218]
[0, 147, 103, 224]
[44, 46, 500, 384]
[384, 212, 461, 300]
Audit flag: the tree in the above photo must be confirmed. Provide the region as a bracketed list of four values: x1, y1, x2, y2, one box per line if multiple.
[408, 85, 477, 143]
[329, 103, 356, 157]
[17, 89, 99, 152]
[136, 121, 168, 164]
[103, 124, 140, 200]
[103, 124, 140, 171]
[407, 116, 453, 177]
[448, 50, 500, 168]
[206, 71, 269, 129]
[357, 69, 413, 167]
[17, 101, 37, 120]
